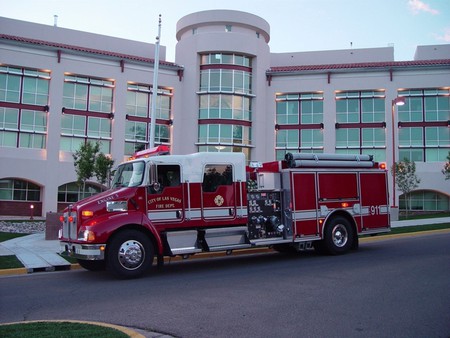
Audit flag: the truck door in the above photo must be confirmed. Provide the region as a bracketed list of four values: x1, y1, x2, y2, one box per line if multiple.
[147, 164, 183, 224]
[201, 163, 236, 222]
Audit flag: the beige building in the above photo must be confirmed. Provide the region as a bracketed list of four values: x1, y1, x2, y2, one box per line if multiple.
[1, 10, 449, 217]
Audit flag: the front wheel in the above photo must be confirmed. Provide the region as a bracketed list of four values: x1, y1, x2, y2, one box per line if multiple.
[107, 230, 154, 279]
[322, 216, 354, 255]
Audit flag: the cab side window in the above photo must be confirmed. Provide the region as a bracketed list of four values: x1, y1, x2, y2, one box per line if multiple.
[148, 164, 181, 194]
[202, 164, 233, 192]
[158, 165, 181, 188]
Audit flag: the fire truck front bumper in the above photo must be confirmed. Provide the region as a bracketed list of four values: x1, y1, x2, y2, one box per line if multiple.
[60, 242, 106, 260]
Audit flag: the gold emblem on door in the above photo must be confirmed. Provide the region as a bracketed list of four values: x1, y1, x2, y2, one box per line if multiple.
[214, 195, 224, 206]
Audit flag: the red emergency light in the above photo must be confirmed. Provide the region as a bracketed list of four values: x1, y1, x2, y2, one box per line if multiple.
[129, 145, 170, 160]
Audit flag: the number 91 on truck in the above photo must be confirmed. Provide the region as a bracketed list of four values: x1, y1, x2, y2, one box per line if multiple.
[59, 148, 390, 279]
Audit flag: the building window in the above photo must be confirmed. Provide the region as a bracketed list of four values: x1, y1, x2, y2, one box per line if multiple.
[335, 90, 386, 162]
[275, 93, 324, 159]
[275, 129, 297, 161]
[198, 53, 253, 156]
[399, 190, 449, 211]
[276, 93, 323, 125]
[61, 75, 113, 153]
[200, 69, 252, 94]
[58, 182, 105, 203]
[200, 53, 251, 67]
[63, 75, 113, 112]
[198, 124, 251, 146]
[276, 100, 299, 124]
[125, 83, 172, 156]
[0, 178, 40, 201]
[199, 94, 251, 121]
[398, 88, 450, 162]
[336, 90, 385, 123]
[0, 66, 49, 149]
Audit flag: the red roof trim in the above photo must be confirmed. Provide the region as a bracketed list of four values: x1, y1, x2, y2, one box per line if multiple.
[268, 59, 450, 73]
[0, 34, 182, 69]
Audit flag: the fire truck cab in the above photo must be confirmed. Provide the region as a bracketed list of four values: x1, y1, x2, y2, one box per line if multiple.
[60, 149, 390, 278]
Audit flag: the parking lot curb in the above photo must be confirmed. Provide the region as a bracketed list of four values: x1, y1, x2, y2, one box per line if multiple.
[0, 320, 146, 338]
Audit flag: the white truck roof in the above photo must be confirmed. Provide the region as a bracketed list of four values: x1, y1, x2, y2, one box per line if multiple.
[138, 152, 247, 183]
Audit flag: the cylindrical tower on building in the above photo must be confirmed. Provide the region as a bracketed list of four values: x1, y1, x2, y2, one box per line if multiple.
[174, 10, 271, 161]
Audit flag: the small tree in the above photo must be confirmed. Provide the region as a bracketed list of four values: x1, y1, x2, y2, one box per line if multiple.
[94, 152, 115, 186]
[441, 151, 450, 180]
[391, 158, 421, 218]
[73, 141, 114, 198]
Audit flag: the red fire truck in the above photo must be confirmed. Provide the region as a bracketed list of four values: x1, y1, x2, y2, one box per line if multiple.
[60, 147, 390, 278]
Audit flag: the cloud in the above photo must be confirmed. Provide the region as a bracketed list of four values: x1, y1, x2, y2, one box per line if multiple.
[435, 28, 450, 42]
[408, 0, 439, 15]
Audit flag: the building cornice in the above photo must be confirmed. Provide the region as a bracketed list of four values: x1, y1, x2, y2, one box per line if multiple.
[0, 34, 184, 72]
[267, 59, 450, 76]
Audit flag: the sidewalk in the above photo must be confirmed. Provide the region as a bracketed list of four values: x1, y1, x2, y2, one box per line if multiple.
[1, 217, 450, 274]
[0, 233, 70, 273]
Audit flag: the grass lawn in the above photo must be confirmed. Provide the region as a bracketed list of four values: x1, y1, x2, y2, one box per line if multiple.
[390, 223, 450, 234]
[0, 321, 128, 338]
[0, 232, 29, 269]
[0, 232, 28, 242]
[399, 212, 450, 220]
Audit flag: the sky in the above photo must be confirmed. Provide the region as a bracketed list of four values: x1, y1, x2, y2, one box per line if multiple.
[1, 0, 449, 61]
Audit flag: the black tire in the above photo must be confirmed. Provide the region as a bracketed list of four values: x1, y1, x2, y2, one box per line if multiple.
[313, 240, 327, 255]
[322, 216, 354, 255]
[106, 230, 154, 279]
[77, 259, 106, 271]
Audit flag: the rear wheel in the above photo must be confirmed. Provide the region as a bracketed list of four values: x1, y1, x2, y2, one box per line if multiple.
[322, 216, 354, 255]
[107, 230, 153, 279]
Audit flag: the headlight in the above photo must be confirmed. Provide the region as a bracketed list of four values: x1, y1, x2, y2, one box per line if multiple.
[106, 201, 128, 212]
[78, 230, 96, 241]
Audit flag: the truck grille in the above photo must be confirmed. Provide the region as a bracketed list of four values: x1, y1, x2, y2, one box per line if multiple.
[62, 211, 78, 240]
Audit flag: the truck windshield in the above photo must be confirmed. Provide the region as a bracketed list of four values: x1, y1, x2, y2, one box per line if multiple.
[111, 161, 145, 188]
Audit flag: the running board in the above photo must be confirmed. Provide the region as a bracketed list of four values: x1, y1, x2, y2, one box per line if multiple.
[204, 226, 249, 251]
[166, 230, 202, 256]
[251, 238, 292, 246]
[207, 243, 253, 252]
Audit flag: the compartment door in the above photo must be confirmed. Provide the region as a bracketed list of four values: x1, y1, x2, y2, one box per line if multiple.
[360, 172, 389, 229]
[291, 172, 318, 237]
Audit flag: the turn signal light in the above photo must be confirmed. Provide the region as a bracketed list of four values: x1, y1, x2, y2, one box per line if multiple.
[82, 210, 94, 217]
[379, 162, 387, 170]
[341, 202, 349, 208]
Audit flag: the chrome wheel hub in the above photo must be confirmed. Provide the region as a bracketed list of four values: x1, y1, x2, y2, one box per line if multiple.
[332, 224, 348, 248]
[118, 240, 145, 270]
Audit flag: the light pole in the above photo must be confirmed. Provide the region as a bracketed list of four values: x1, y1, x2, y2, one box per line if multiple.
[148, 14, 162, 149]
[391, 96, 406, 208]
